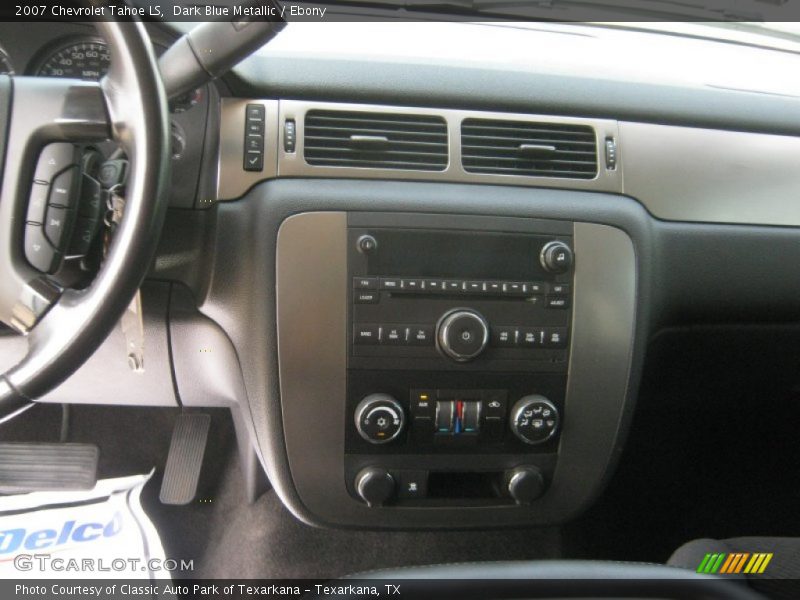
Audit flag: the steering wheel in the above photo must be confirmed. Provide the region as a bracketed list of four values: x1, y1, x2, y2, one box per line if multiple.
[0, 21, 170, 415]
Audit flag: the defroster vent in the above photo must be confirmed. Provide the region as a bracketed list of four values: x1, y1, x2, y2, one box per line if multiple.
[304, 110, 448, 171]
[461, 118, 597, 179]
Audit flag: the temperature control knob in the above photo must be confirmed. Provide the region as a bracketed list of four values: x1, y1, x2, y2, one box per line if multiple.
[540, 241, 574, 274]
[436, 308, 490, 362]
[510, 395, 560, 445]
[355, 467, 395, 507]
[354, 394, 405, 444]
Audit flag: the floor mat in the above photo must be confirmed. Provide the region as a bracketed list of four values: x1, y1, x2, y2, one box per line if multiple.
[0, 472, 169, 579]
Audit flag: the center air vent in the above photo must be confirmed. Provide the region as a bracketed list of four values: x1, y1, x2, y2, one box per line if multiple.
[461, 118, 597, 179]
[304, 110, 448, 171]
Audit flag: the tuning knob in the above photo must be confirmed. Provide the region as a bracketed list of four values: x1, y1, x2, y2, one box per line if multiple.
[354, 394, 405, 444]
[436, 308, 490, 362]
[355, 467, 395, 507]
[540, 241, 574, 274]
[506, 466, 546, 505]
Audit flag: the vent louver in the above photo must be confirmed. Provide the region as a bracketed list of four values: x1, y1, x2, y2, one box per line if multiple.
[461, 118, 598, 179]
[304, 110, 448, 171]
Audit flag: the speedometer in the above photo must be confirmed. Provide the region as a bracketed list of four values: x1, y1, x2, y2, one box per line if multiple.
[35, 39, 110, 80]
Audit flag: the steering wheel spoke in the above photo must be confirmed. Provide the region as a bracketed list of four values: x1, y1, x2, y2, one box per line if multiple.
[0, 21, 169, 407]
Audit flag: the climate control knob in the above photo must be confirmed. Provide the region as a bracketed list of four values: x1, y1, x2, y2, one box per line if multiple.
[540, 240, 574, 274]
[436, 308, 490, 362]
[510, 395, 560, 445]
[355, 467, 395, 507]
[354, 394, 405, 444]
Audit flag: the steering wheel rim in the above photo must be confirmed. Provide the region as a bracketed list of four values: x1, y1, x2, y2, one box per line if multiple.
[0, 20, 170, 411]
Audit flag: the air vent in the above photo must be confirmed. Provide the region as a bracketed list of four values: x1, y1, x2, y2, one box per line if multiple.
[304, 110, 448, 171]
[461, 118, 597, 179]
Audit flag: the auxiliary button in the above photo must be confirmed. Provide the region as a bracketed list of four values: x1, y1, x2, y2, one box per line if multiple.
[353, 324, 381, 345]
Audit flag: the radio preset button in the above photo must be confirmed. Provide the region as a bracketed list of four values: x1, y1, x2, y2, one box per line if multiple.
[401, 278, 424, 291]
[444, 280, 462, 293]
[503, 282, 526, 296]
[425, 279, 444, 292]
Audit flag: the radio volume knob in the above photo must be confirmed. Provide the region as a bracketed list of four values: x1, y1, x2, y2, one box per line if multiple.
[436, 309, 490, 362]
[355, 394, 405, 444]
[540, 241, 573, 274]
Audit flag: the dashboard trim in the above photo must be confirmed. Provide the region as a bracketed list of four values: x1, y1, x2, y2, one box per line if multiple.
[218, 99, 621, 200]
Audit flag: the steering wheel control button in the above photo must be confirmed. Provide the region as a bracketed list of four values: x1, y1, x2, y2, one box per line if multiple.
[436, 309, 490, 362]
[24, 224, 59, 274]
[510, 396, 560, 445]
[355, 394, 405, 444]
[243, 104, 265, 172]
[357, 234, 378, 254]
[49, 167, 78, 209]
[69, 218, 100, 256]
[44, 205, 73, 249]
[355, 467, 395, 507]
[98, 159, 129, 189]
[34, 143, 77, 184]
[25, 183, 49, 224]
[506, 466, 546, 505]
[540, 240, 574, 274]
[78, 174, 103, 218]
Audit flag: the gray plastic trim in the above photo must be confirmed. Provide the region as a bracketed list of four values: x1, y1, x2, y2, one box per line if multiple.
[621, 121, 800, 227]
[275, 211, 636, 528]
[216, 98, 279, 201]
[218, 100, 620, 200]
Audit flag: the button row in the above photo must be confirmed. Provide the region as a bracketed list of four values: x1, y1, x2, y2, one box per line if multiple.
[354, 324, 434, 346]
[243, 104, 265, 172]
[354, 277, 569, 297]
[491, 326, 568, 348]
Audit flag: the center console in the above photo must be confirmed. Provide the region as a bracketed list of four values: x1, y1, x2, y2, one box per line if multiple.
[346, 223, 574, 507]
[276, 210, 636, 528]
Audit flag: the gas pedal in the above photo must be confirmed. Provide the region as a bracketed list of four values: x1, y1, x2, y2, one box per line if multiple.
[0, 442, 98, 494]
[159, 413, 210, 505]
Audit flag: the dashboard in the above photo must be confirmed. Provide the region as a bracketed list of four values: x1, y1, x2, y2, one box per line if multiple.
[4, 20, 800, 531]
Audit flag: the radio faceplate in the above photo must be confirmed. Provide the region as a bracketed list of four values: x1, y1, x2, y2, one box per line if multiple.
[346, 221, 574, 507]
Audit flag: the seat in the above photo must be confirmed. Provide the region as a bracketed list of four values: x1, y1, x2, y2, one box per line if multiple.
[329, 560, 765, 599]
[668, 537, 800, 600]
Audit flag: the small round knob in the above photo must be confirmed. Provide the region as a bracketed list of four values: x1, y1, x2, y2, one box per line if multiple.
[510, 395, 560, 445]
[506, 466, 545, 505]
[355, 467, 395, 507]
[540, 241, 574, 274]
[436, 309, 490, 362]
[354, 394, 405, 444]
[357, 234, 378, 254]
